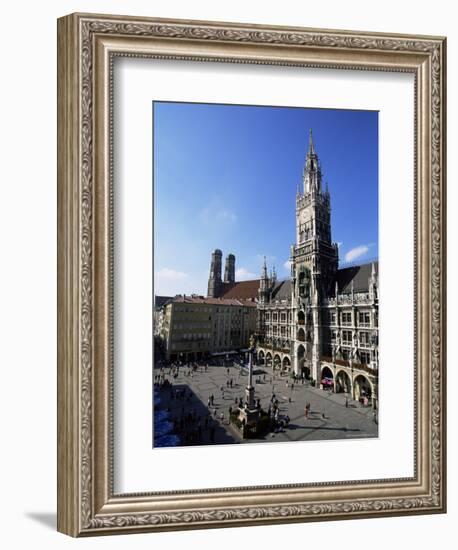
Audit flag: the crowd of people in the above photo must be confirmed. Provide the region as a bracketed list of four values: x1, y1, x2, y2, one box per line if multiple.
[153, 356, 374, 447]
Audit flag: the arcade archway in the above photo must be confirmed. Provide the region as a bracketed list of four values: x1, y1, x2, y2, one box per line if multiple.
[336, 370, 352, 394]
[297, 344, 310, 378]
[354, 374, 373, 402]
[321, 366, 334, 390]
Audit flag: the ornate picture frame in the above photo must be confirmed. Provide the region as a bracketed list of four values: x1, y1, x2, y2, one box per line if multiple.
[57, 13, 446, 536]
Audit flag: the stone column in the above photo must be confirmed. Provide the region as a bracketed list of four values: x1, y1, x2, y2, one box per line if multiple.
[245, 350, 255, 409]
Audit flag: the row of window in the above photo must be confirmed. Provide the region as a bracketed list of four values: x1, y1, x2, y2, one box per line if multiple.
[172, 333, 211, 342]
[174, 306, 250, 314]
[332, 330, 373, 346]
[264, 311, 372, 326]
[339, 349, 372, 364]
[173, 306, 212, 313]
[170, 341, 210, 350]
[265, 311, 290, 323]
[173, 322, 211, 330]
[267, 326, 289, 336]
[330, 311, 371, 326]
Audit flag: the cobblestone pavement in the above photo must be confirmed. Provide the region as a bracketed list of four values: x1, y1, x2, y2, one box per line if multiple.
[154, 362, 378, 447]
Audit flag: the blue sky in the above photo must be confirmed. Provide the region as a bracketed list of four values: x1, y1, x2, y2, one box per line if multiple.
[154, 102, 378, 297]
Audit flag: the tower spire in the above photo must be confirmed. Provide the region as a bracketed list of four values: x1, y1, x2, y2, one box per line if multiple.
[258, 256, 270, 304]
[308, 128, 316, 157]
[272, 265, 277, 285]
[261, 256, 268, 279]
[303, 128, 321, 194]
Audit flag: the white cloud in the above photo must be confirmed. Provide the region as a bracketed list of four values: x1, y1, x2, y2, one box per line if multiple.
[283, 260, 292, 271]
[344, 245, 370, 263]
[156, 267, 187, 281]
[235, 267, 257, 280]
[155, 268, 206, 297]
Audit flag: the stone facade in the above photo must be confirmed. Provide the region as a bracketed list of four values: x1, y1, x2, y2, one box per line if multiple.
[161, 295, 257, 362]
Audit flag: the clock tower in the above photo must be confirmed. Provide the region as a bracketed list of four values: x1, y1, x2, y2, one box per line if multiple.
[291, 130, 339, 379]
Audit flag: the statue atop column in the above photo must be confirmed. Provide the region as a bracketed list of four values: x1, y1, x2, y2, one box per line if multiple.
[237, 332, 261, 436]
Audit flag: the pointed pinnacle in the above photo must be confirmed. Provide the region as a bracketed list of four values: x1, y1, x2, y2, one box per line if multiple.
[261, 256, 268, 278]
[308, 128, 316, 156]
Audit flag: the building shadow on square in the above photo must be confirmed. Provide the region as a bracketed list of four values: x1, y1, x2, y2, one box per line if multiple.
[154, 383, 239, 448]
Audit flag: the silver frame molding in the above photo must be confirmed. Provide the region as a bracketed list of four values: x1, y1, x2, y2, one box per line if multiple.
[57, 12, 446, 537]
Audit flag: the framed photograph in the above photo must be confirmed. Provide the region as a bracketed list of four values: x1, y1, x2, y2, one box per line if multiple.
[57, 13, 446, 536]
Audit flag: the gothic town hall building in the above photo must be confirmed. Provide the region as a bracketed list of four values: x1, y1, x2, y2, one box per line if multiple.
[207, 130, 379, 408]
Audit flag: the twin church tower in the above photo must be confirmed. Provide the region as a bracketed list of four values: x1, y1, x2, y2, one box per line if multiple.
[207, 250, 235, 298]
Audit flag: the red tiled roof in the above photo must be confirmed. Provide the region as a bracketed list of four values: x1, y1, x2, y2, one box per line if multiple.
[172, 295, 257, 307]
[219, 279, 260, 300]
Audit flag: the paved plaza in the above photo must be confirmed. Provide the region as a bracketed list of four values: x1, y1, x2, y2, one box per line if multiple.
[154, 361, 378, 447]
